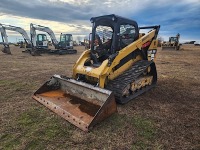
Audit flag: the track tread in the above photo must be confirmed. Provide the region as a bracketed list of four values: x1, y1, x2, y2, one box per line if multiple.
[106, 60, 157, 104]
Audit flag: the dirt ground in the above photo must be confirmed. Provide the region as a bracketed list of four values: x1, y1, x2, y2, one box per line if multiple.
[0, 45, 200, 149]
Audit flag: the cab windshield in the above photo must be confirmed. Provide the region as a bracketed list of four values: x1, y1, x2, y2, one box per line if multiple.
[37, 34, 47, 41]
[92, 25, 113, 52]
[60, 35, 66, 42]
[170, 37, 178, 42]
[60, 35, 71, 42]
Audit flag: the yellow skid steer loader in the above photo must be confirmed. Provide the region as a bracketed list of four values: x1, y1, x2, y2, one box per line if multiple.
[33, 14, 160, 131]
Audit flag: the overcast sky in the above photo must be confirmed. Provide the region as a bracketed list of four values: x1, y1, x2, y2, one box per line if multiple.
[0, 0, 199, 43]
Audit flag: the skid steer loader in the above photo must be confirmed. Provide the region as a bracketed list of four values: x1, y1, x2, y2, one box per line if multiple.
[33, 14, 160, 131]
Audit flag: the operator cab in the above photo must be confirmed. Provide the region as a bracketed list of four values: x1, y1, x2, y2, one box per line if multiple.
[169, 37, 178, 42]
[57, 33, 73, 49]
[89, 14, 139, 67]
[36, 34, 48, 49]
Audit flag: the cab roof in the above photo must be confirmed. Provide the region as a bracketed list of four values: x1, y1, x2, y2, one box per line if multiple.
[90, 14, 138, 27]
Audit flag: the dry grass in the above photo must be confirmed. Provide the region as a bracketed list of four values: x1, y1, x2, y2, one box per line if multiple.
[0, 45, 200, 149]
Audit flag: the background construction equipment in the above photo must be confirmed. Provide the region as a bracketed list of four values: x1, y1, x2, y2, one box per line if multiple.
[0, 24, 32, 54]
[162, 33, 180, 50]
[30, 23, 77, 54]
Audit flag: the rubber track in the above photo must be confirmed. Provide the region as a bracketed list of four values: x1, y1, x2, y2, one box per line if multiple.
[106, 60, 157, 104]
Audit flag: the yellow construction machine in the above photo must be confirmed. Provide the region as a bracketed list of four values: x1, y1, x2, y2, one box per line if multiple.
[33, 14, 160, 131]
[162, 33, 180, 50]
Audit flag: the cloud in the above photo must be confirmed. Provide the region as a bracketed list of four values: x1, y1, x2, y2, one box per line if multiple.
[0, 0, 199, 42]
[0, 0, 189, 23]
[0, 0, 91, 23]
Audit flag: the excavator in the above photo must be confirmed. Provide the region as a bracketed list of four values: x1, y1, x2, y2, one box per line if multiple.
[33, 14, 160, 131]
[162, 33, 180, 50]
[30, 23, 77, 54]
[30, 24, 51, 53]
[50, 33, 77, 54]
[0, 24, 32, 54]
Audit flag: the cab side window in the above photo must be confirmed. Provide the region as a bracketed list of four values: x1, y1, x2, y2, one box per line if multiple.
[119, 24, 136, 49]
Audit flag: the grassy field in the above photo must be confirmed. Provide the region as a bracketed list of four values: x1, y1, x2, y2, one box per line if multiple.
[0, 45, 200, 149]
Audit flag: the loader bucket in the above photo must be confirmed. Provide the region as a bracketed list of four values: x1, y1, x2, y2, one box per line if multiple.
[2, 47, 11, 54]
[33, 75, 117, 131]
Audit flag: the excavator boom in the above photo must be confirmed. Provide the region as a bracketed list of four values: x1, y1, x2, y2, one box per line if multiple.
[30, 23, 58, 48]
[0, 24, 11, 54]
[0, 23, 33, 54]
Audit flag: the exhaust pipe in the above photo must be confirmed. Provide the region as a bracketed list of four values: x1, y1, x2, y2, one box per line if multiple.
[33, 75, 117, 131]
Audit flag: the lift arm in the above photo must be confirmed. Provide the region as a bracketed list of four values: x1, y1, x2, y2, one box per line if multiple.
[30, 23, 58, 47]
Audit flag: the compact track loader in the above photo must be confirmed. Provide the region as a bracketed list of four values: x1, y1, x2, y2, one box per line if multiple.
[33, 14, 160, 131]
